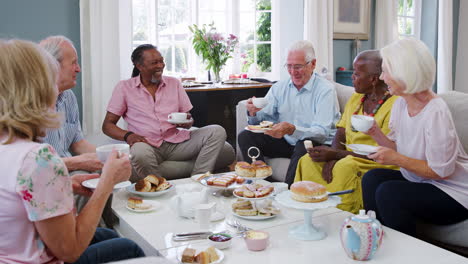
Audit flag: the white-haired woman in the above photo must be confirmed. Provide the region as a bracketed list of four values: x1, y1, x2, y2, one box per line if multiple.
[0, 39, 144, 263]
[362, 38, 468, 237]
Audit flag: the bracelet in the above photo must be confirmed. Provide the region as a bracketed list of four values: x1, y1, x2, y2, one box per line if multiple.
[123, 131, 134, 142]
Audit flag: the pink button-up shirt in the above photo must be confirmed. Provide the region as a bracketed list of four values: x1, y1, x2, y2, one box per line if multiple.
[107, 76, 193, 147]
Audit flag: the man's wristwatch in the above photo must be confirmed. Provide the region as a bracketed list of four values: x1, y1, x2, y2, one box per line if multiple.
[123, 131, 134, 142]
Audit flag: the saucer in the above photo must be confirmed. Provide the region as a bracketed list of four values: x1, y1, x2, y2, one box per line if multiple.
[82, 178, 131, 191]
[168, 118, 193, 125]
[347, 144, 379, 155]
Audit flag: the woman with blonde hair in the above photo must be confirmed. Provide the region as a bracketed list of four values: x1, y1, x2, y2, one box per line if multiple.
[0, 39, 144, 263]
[362, 38, 468, 237]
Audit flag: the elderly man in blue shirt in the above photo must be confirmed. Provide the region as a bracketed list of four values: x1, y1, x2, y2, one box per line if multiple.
[238, 40, 340, 186]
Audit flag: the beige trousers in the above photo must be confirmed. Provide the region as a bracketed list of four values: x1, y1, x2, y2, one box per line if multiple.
[130, 125, 226, 180]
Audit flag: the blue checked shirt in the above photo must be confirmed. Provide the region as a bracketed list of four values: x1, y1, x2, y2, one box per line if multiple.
[43, 90, 84, 157]
[248, 73, 341, 146]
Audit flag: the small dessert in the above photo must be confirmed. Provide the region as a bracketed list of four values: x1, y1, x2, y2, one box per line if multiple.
[234, 183, 274, 198]
[135, 178, 152, 192]
[145, 174, 159, 186]
[127, 196, 152, 210]
[205, 246, 220, 262]
[290, 181, 328, 203]
[155, 181, 171, 191]
[195, 251, 209, 264]
[181, 248, 196, 263]
[235, 162, 256, 178]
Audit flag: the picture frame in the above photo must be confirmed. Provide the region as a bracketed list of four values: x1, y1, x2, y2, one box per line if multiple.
[333, 0, 370, 40]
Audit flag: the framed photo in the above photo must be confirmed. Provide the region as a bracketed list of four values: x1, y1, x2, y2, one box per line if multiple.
[333, 0, 370, 40]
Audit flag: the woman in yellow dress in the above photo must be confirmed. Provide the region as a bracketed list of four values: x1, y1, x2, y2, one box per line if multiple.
[294, 50, 399, 213]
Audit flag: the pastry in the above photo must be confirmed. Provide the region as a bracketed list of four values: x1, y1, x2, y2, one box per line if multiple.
[235, 161, 256, 177]
[127, 196, 152, 210]
[254, 164, 272, 178]
[195, 251, 209, 264]
[181, 248, 196, 263]
[290, 181, 328, 203]
[205, 246, 219, 262]
[135, 179, 152, 192]
[156, 181, 171, 191]
[145, 174, 159, 186]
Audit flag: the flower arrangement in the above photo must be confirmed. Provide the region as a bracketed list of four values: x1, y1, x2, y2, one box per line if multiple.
[189, 22, 238, 82]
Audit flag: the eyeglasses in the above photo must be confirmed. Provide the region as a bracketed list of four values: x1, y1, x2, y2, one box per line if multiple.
[284, 61, 310, 71]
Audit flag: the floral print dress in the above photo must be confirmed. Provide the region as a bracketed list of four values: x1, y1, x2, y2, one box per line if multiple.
[0, 140, 73, 264]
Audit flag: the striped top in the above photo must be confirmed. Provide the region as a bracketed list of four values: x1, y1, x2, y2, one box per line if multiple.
[43, 90, 84, 157]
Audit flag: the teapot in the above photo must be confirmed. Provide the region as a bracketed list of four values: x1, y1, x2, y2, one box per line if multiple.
[340, 210, 384, 261]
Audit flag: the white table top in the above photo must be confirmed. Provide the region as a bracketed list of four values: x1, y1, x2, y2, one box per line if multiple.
[112, 178, 468, 263]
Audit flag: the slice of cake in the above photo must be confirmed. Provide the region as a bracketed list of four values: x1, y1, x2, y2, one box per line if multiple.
[181, 248, 196, 263]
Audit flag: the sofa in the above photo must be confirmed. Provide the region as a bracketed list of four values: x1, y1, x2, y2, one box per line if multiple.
[85, 129, 235, 181]
[236, 83, 468, 256]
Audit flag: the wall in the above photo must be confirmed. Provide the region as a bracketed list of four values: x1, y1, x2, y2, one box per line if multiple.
[333, 0, 376, 79]
[0, 0, 83, 119]
[455, 0, 468, 93]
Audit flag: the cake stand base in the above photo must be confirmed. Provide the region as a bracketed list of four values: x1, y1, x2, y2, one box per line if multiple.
[288, 210, 327, 241]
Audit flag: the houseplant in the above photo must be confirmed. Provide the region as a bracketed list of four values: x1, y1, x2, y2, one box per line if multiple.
[189, 22, 238, 82]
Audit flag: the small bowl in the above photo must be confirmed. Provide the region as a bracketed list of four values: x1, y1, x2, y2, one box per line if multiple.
[244, 230, 269, 251]
[351, 115, 374, 132]
[208, 233, 233, 249]
[252, 97, 268, 108]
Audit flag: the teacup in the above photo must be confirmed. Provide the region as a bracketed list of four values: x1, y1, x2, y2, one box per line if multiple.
[351, 115, 374, 132]
[168, 112, 188, 121]
[252, 97, 268, 108]
[96, 144, 130, 162]
[244, 230, 269, 251]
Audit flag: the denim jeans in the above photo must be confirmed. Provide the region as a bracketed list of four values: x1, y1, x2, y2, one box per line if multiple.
[71, 228, 146, 264]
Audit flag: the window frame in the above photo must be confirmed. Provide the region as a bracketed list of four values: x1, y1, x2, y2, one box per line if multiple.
[131, 0, 276, 80]
[397, 0, 422, 39]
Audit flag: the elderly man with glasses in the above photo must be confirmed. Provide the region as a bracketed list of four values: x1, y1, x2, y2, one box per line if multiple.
[238, 40, 340, 185]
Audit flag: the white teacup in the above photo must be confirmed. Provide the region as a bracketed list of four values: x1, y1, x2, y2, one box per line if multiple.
[194, 203, 215, 230]
[96, 144, 130, 162]
[252, 97, 268, 108]
[351, 115, 374, 132]
[168, 112, 188, 121]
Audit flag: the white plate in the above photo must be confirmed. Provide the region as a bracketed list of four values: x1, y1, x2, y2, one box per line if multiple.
[244, 126, 271, 133]
[275, 191, 341, 211]
[347, 144, 379, 155]
[232, 211, 278, 220]
[168, 118, 193, 125]
[177, 245, 224, 264]
[126, 183, 174, 197]
[196, 172, 246, 190]
[233, 189, 274, 201]
[82, 178, 131, 191]
[126, 200, 160, 213]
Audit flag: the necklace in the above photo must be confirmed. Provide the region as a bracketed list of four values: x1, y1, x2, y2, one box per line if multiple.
[353, 91, 390, 117]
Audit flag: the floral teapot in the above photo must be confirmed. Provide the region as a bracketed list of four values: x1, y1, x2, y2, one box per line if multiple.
[340, 210, 384, 261]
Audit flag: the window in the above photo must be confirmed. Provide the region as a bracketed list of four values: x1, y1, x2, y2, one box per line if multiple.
[397, 0, 421, 39]
[132, 0, 273, 80]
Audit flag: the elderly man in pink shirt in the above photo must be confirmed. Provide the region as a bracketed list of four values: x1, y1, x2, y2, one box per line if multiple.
[103, 44, 227, 180]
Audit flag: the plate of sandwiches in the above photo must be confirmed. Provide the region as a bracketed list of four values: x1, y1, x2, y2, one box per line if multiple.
[178, 245, 224, 264]
[233, 183, 275, 200]
[234, 160, 272, 179]
[126, 197, 160, 213]
[126, 174, 174, 197]
[231, 199, 280, 220]
[245, 121, 274, 133]
[193, 172, 247, 189]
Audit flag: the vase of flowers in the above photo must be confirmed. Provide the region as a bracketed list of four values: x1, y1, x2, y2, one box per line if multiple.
[189, 23, 238, 83]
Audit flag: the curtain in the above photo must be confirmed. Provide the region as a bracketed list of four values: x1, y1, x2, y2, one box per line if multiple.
[79, 0, 133, 136]
[303, 0, 333, 78]
[374, 0, 398, 49]
[437, 1, 453, 93]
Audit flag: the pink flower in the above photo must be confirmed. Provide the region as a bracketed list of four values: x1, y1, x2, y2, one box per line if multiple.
[211, 33, 224, 41]
[21, 190, 33, 202]
[229, 34, 237, 40]
[241, 53, 247, 58]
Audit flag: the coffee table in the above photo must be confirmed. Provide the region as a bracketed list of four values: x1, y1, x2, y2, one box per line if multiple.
[112, 178, 467, 263]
